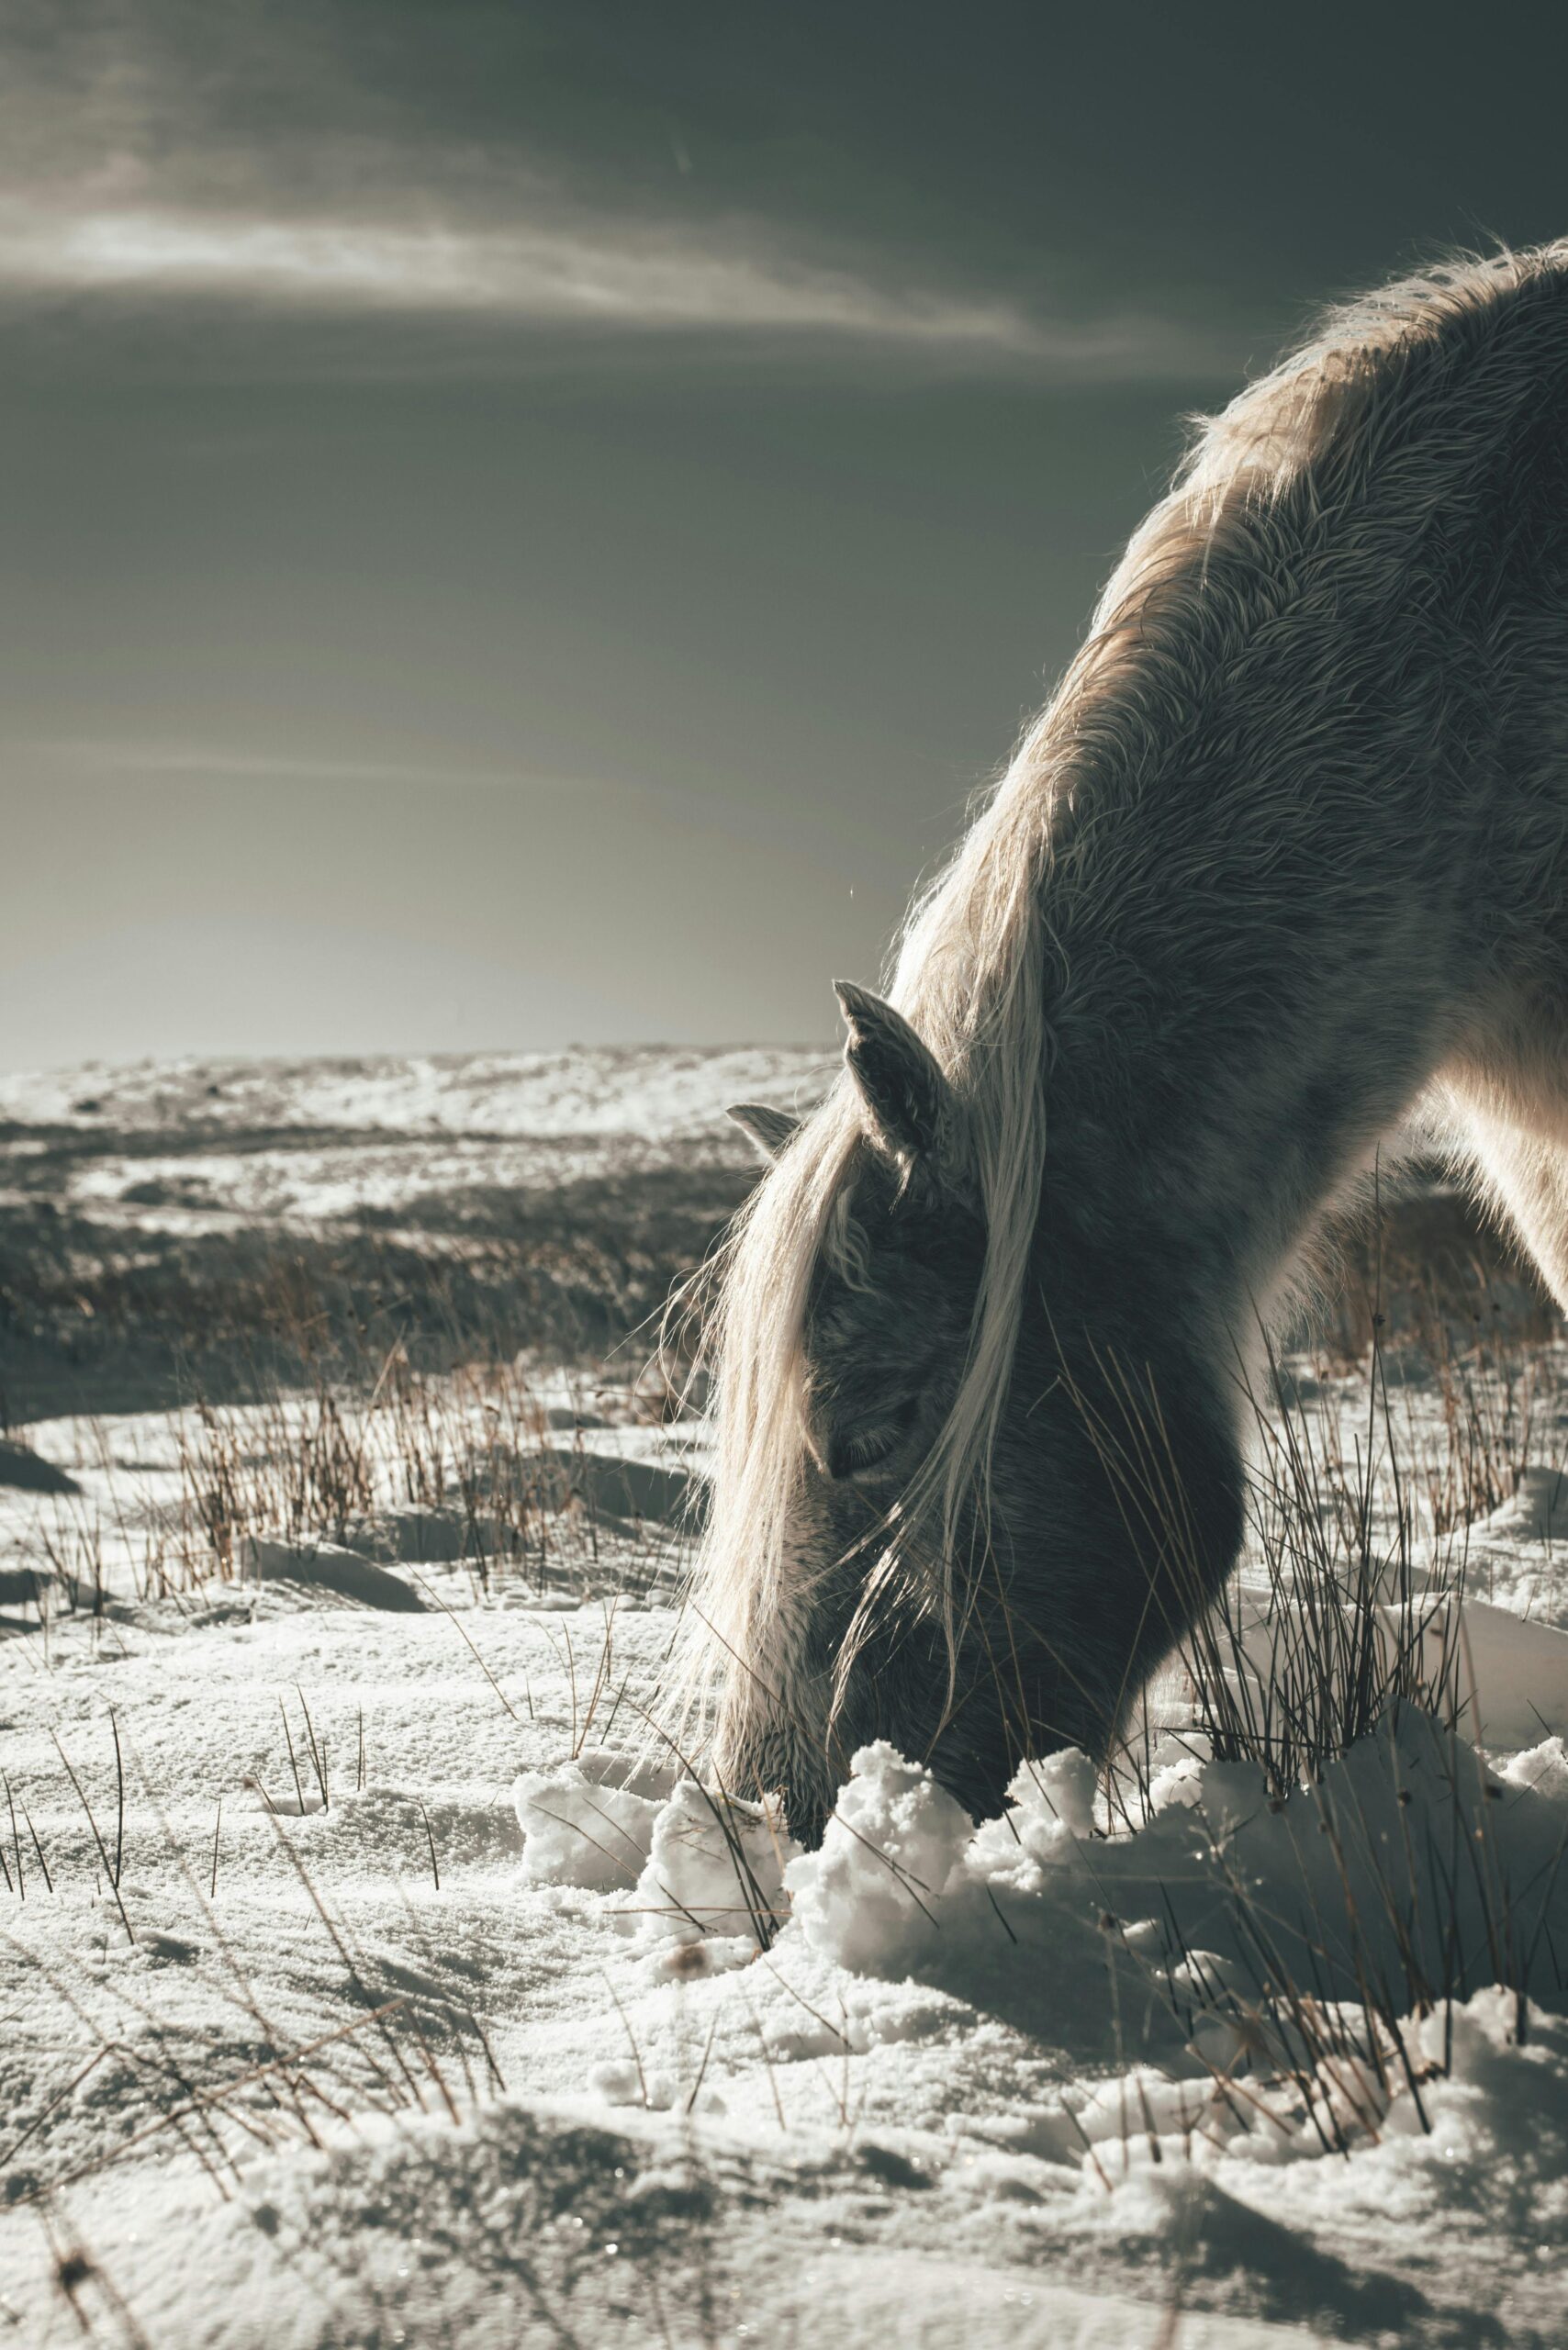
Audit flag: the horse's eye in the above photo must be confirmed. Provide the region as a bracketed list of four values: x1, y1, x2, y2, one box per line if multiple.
[825, 1394, 921, 1482]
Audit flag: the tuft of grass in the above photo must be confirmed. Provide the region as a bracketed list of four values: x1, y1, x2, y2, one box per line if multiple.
[1174, 1326, 1470, 1800]
[1, 1721, 506, 2210]
[1078, 1227, 1568, 2164]
[11, 1353, 690, 1615]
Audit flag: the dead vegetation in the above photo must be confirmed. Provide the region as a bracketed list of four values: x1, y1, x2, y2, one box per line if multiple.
[0, 1153, 748, 1424]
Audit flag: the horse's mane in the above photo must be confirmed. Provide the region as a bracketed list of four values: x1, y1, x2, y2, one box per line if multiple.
[678, 240, 1568, 1749]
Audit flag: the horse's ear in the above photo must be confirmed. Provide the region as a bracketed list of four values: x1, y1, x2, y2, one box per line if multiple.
[726, 1102, 801, 1163]
[834, 979, 959, 1177]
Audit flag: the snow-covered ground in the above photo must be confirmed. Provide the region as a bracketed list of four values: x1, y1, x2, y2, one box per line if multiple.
[1, 1371, 1565, 2344]
[2, 1053, 1566, 2345]
[0, 1047, 835, 1232]
[0, 1044, 839, 1423]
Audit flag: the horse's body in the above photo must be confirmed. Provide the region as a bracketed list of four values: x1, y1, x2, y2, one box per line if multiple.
[687, 243, 1568, 1841]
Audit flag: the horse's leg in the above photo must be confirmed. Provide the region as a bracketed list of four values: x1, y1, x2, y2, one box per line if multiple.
[1443, 1076, 1568, 1317]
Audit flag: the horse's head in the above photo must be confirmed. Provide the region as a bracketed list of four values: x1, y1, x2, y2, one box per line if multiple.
[707, 982, 1238, 1846]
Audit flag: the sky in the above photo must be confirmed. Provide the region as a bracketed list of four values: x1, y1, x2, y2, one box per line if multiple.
[5, 0, 1568, 1069]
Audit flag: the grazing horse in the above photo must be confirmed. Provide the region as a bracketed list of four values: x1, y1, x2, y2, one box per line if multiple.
[682, 242, 1568, 1843]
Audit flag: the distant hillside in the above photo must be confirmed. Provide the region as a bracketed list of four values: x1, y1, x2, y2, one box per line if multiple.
[0, 1046, 836, 1139]
[0, 1046, 834, 1417]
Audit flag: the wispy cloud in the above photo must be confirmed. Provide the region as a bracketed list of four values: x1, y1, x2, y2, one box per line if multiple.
[0, 8, 1267, 388]
[28, 739, 543, 789]
[20, 738, 853, 855]
[0, 190, 1217, 373]
[0, 11, 1245, 381]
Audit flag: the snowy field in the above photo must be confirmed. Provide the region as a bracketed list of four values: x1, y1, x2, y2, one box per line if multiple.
[2, 1053, 1568, 2346]
[0, 1048, 838, 1233]
[0, 1044, 837, 1420]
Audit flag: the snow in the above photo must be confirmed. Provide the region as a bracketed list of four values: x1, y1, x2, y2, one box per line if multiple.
[784, 1713, 1568, 2071]
[0, 1046, 836, 1143]
[514, 1749, 670, 1891]
[4, 1439, 1566, 2345]
[629, 1776, 797, 1953]
[2, 1051, 1566, 2343]
[0, 1046, 835, 1232]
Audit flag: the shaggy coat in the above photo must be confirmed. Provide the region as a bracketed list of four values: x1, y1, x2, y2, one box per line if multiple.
[685, 242, 1568, 1841]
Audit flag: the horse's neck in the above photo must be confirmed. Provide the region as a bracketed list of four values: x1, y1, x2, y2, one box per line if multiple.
[1035, 710, 1495, 1337]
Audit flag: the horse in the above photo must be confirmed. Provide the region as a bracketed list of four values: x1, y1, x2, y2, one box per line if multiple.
[679, 241, 1568, 1845]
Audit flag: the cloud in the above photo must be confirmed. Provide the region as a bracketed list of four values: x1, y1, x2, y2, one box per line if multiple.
[0, 12, 1245, 381]
[19, 738, 863, 858]
[0, 189, 1220, 374]
[0, 183, 1231, 375]
[27, 739, 545, 790]
[0, 5, 1278, 393]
